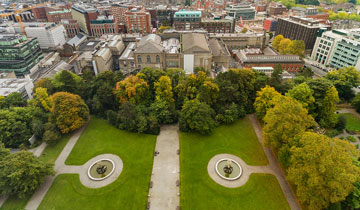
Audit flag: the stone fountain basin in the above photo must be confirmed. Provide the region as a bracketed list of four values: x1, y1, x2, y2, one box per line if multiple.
[215, 158, 242, 180]
[88, 159, 115, 181]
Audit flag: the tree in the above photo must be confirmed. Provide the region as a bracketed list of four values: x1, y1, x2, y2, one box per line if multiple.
[53, 70, 84, 95]
[288, 40, 305, 57]
[215, 68, 256, 111]
[273, 35, 284, 50]
[343, 181, 360, 210]
[0, 143, 10, 160]
[335, 115, 347, 131]
[263, 96, 315, 166]
[117, 102, 137, 131]
[34, 78, 56, 95]
[241, 27, 248, 33]
[198, 80, 219, 105]
[288, 132, 360, 210]
[0, 107, 34, 148]
[0, 151, 54, 198]
[352, 93, 360, 113]
[0, 92, 26, 108]
[114, 75, 149, 105]
[50, 92, 89, 134]
[278, 38, 291, 54]
[179, 99, 216, 134]
[298, 67, 314, 78]
[326, 66, 360, 101]
[307, 78, 338, 127]
[33, 87, 52, 111]
[319, 86, 339, 128]
[269, 64, 283, 91]
[254, 85, 281, 121]
[286, 83, 315, 111]
[154, 76, 174, 105]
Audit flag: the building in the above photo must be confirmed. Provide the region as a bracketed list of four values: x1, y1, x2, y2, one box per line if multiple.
[110, 4, 133, 25]
[311, 29, 360, 70]
[46, 9, 72, 23]
[173, 10, 202, 30]
[90, 16, 119, 38]
[148, 5, 178, 28]
[61, 19, 80, 39]
[93, 47, 113, 74]
[201, 18, 235, 33]
[208, 38, 231, 71]
[235, 48, 304, 72]
[119, 42, 136, 73]
[71, 6, 98, 35]
[125, 8, 152, 34]
[209, 32, 269, 50]
[32, 7, 47, 21]
[264, 18, 277, 32]
[276, 16, 330, 50]
[267, 2, 287, 16]
[225, 4, 256, 20]
[0, 77, 34, 99]
[182, 33, 212, 74]
[252, 67, 274, 76]
[0, 34, 43, 77]
[24, 23, 66, 49]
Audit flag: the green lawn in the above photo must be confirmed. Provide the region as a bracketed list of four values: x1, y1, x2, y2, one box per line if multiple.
[0, 135, 72, 210]
[38, 117, 157, 210]
[339, 113, 360, 133]
[180, 116, 290, 210]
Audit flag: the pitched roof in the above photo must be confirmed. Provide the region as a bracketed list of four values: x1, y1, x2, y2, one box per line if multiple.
[182, 33, 210, 54]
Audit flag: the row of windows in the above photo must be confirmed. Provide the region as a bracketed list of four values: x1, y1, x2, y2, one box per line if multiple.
[138, 55, 160, 63]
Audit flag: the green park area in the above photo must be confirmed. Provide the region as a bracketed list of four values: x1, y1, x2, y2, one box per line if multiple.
[338, 113, 360, 133]
[180, 116, 290, 210]
[37, 117, 156, 210]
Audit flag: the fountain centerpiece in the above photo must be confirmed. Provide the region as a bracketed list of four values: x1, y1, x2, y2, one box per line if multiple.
[215, 158, 242, 181]
[88, 159, 115, 181]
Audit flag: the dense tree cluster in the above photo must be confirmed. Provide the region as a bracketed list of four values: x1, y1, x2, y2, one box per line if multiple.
[272, 35, 305, 58]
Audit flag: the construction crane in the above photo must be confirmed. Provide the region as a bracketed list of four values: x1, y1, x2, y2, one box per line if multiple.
[0, 2, 50, 35]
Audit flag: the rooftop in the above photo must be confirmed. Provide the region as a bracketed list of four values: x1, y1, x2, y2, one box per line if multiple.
[0, 78, 32, 97]
[120, 42, 136, 60]
[48, 9, 71, 14]
[174, 10, 201, 18]
[182, 33, 210, 54]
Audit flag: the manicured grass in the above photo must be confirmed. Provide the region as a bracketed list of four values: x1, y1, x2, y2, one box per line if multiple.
[0, 195, 31, 210]
[0, 135, 71, 210]
[338, 113, 360, 133]
[180, 116, 290, 210]
[38, 117, 156, 210]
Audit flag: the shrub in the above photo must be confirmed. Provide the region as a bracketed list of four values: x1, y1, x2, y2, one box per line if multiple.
[335, 115, 347, 131]
[347, 136, 357, 143]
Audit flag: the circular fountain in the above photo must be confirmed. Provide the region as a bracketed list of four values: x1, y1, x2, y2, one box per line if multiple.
[215, 158, 242, 181]
[88, 159, 115, 181]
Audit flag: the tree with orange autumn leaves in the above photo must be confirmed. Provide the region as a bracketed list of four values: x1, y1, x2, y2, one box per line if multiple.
[114, 75, 149, 104]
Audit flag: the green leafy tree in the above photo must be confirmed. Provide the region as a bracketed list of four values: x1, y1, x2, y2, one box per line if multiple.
[0, 107, 34, 148]
[298, 67, 314, 78]
[352, 93, 360, 113]
[179, 99, 216, 134]
[50, 92, 89, 134]
[0, 151, 54, 198]
[319, 86, 339, 128]
[326, 66, 360, 101]
[278, 38, 291, 54]
[34, 78, 56, 95]
[154, 76, 174, 105]
[263, 96, 315, 166]
[288, 40, 305, 57]
[269, 64, 283, 91]
[0, 92, 26, 108]
[117, 102, 137, 131]
[286, 83, 315, 111]
[198, 80, 219, 105]
[254, 85, 282, 121]
[288, 132, 360, 210]
[53, 70, 84, 95]
[32, 87, 52, 111]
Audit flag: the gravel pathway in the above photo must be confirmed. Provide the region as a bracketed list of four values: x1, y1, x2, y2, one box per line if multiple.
[248, 114, 301, 210]
[147, 125, 180, 210]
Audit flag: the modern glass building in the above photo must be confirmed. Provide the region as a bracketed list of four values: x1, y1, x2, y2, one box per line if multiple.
[0, 34, 43, 77]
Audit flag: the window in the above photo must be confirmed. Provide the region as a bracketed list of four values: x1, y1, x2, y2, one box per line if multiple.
[138, 55, 142, 63]
[147, 55, 151, 63]
[156, 55, 160, 63]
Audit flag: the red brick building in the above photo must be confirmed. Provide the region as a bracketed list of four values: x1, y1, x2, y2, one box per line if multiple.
[201, 18, 234, 33]
[61, 19, 80, 38]
[110, 4, 134, 25]
[263, 18, 278, 32]
[47, 9, 72, 23]
[32, 7, 47, 20]
[267, 2, 287, 16]
[306, 13, 329, 24]
[90, 17, 119, 37]
[125, 8, 152, 34]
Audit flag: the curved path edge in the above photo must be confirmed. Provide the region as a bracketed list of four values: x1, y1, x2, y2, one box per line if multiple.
[248, 114, 301, 210]
[26, 119, 91, 210]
